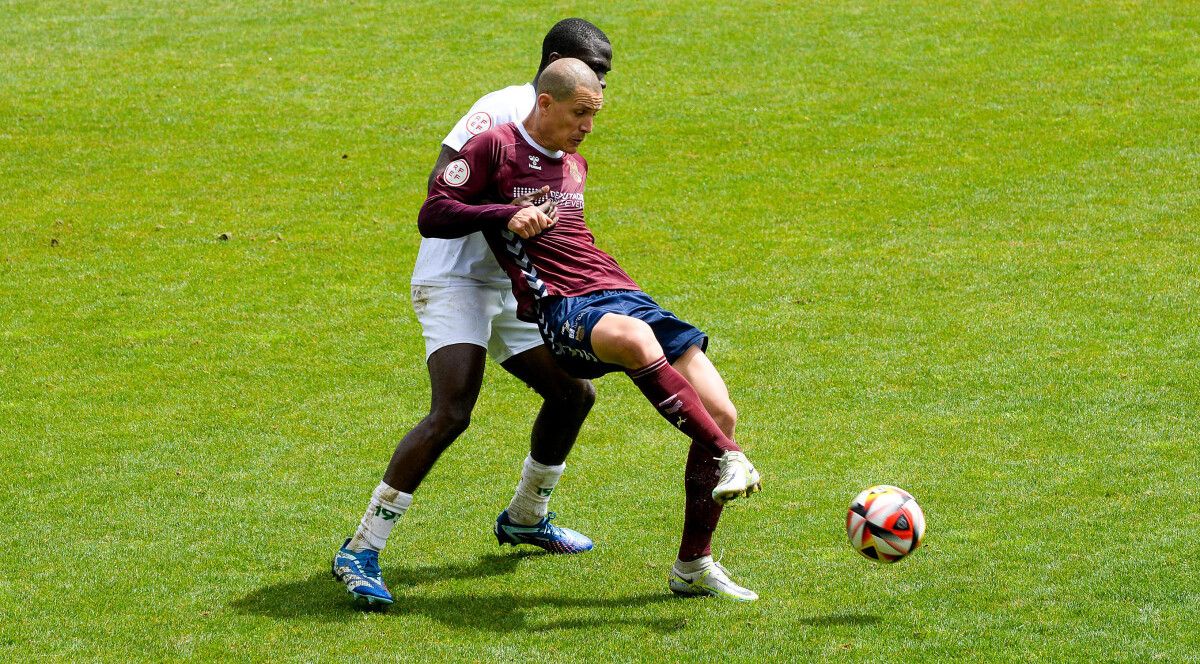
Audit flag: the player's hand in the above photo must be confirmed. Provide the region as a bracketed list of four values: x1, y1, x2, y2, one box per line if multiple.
[507, 204, 555, 239]
[511, 185, 550, 207]
[511, 186, 558, 223]
[537, 199, 558, 223]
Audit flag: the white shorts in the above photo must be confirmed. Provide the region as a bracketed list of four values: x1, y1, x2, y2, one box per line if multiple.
[410, 284, 544, 362]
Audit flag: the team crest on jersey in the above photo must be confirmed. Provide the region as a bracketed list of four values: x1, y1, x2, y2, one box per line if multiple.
[465, 112, 492, 135]
[444, 159, 470, 186]
[567, 159, 582, 183]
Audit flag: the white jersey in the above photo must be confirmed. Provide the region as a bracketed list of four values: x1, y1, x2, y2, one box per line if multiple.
[411, 83, 537, 286]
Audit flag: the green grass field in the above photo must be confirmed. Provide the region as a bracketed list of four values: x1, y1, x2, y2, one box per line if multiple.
[3, 0, 1198, 660]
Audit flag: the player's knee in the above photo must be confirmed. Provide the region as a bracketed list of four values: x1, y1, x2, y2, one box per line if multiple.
[568, 379, 597, 413]
[603, 317, 661, 367]
[541, 378, 595, 419]
[624, 317, 658, 346]
[427, 406, 471, 444]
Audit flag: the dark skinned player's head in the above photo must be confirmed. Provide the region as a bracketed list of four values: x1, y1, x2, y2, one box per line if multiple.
[536, 18, 612, 90]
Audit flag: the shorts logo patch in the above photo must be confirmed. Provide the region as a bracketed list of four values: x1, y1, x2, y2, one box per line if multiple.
[466, 111, 492, 135]
[444, 159, 470, 186]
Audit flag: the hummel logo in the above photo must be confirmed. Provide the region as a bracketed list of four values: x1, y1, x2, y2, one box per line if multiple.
[538, 487, 555, 497]
[528, 155, 542, 170]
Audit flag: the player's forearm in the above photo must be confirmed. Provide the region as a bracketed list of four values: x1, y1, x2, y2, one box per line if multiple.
[417, 194, 515, 239]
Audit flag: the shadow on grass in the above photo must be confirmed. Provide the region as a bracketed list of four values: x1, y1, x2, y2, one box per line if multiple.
[231, 551, 680, 633]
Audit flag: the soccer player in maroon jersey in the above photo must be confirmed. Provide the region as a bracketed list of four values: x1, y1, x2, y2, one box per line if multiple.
[418, 58, 763, 601]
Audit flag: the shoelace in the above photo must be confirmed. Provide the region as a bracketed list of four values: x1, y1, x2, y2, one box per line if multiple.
[357, 552, 382, 578]
[542, 511, 564, 535]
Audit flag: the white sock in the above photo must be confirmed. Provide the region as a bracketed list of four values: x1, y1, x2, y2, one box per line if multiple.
[506, 455, 565, 526]
[347, 482, 413, 552]
[674, 555, 714, 575]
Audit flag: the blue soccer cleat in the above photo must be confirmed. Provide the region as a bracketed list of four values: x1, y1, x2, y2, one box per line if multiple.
[331, 538, 393, 607]
[494, 510, 594, 554]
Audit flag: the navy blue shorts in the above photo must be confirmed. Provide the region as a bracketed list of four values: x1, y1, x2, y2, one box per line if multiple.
[539, 290, 709, 379]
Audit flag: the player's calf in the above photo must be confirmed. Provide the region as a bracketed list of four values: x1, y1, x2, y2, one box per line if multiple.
[627, 356, 741, 456]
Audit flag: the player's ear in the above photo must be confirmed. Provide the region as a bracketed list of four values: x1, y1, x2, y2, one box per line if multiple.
[537, 93, 554, 112]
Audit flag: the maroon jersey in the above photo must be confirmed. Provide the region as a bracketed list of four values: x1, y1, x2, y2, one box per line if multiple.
[418, 122, 638, 321]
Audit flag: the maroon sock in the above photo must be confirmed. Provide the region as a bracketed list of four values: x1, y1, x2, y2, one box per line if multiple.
[679, 441, 723, 561]
[627, 356, 741, 455]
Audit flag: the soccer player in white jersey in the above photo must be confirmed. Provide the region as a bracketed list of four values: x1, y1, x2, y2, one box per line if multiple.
[332, 19, 613, 607]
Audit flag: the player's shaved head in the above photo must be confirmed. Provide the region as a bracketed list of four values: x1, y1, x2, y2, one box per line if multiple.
[537, 58, 603, 102]
[524, 58, 602, 154]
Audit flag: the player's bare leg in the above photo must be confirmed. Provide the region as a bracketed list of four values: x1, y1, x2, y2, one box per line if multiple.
[590, 315, 759, 600]
[335, 343, 487, 606]
[383, 343, 487, 493]
[671, 346, 760, 504]
[667, 346, 758, 601]
[491, 345, 596, 553]
[500, 344, 596, 467]
[590, 314, 754, 473]
[352, 342, 487, 547]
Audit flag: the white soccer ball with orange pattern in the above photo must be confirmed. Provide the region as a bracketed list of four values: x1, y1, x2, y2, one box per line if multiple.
[846, 485, 926, 563]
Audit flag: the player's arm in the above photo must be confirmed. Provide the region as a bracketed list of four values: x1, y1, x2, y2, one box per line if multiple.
[429, 146, 555, 212]
[427, 145, 459, 192]
[418, 139, 553, 240]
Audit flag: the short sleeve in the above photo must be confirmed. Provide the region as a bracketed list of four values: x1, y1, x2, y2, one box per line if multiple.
[443, 100, 500, 152]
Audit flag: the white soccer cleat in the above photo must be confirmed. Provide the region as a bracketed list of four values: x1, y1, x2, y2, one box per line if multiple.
[669, 558, 759, 602]
[712, 451, 762, 504]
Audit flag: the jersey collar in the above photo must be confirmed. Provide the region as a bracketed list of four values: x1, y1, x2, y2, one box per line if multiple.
[516, 120, 565, 160]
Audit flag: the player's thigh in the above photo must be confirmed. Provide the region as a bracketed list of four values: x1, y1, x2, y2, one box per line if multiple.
[672, 345, 737, 436]
[590, 313, 662, 367]
[500, 343, 593, 402]
[412, 284, 502, 412]
[426, 343, 488, 415]
[411, 284, 499, 359]
[487, 288, 545, 363]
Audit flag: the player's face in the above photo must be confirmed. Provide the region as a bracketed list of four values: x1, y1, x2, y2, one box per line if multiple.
[543, 87, 603, 154]
[552, 41, 613, 89]
[575, 42, 612, 89]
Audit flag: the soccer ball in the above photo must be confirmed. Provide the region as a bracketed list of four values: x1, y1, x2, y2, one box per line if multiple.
[846, 485, 925, 563]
